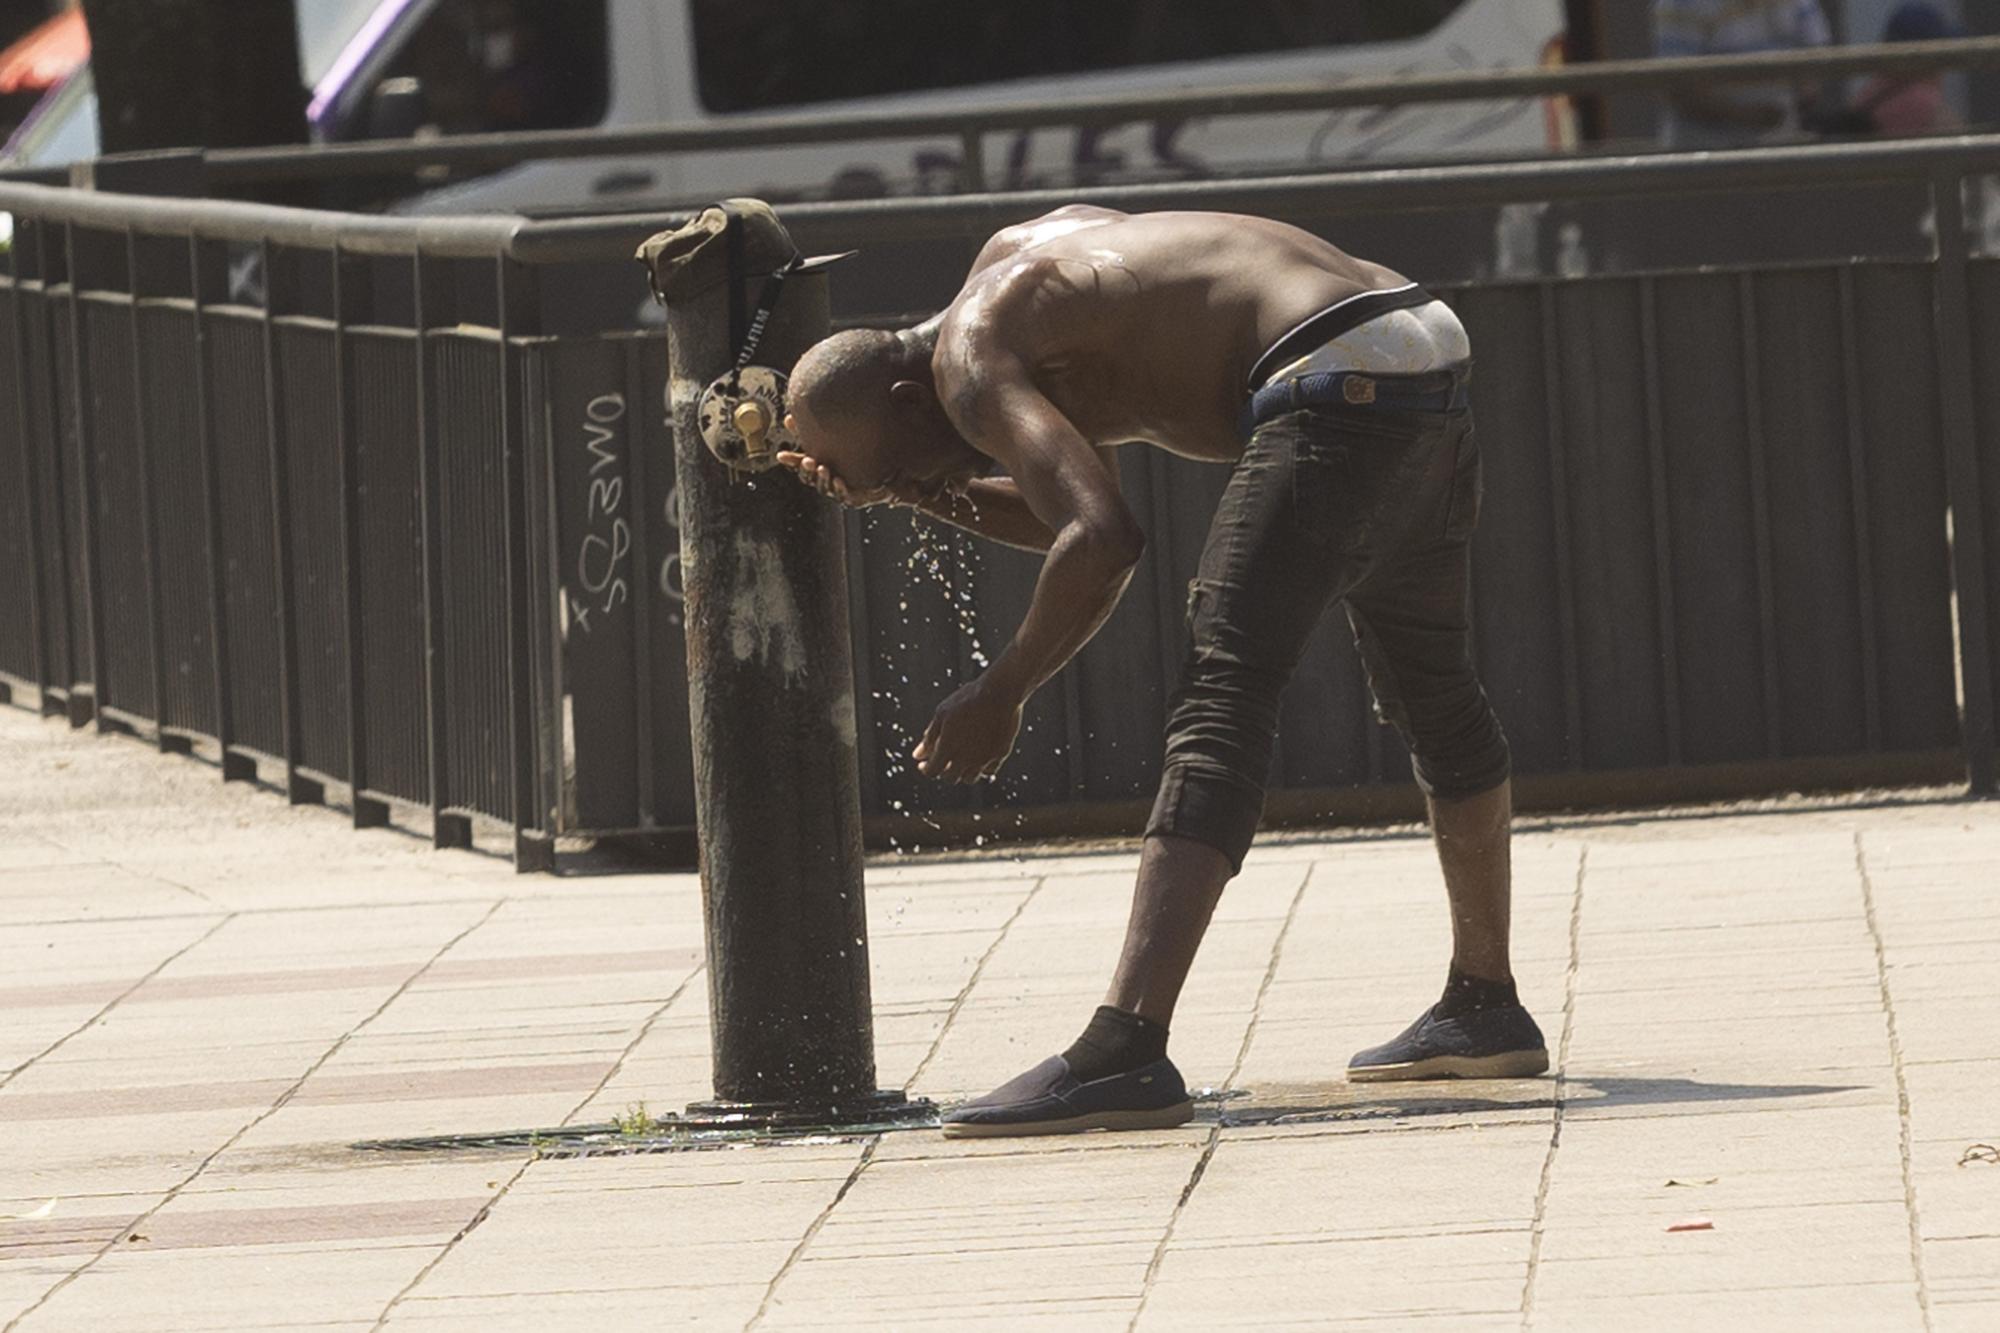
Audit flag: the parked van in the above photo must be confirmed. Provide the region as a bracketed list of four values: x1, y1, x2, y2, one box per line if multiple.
[7, 0, 1569, 213]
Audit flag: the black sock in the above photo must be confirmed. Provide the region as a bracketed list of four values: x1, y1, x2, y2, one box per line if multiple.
[1435, 963, 1518, 1019]
[1061, 1005, 1169, 1082]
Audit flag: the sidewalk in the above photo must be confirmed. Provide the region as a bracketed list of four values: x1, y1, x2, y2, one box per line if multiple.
[1, 702, 1995, 1331]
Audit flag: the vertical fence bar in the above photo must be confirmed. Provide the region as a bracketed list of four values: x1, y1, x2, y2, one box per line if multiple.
[1931, 174, 1998, 793]
[621, 336, 658, 832]
[1537, 283, 1585, 768]
[498, 257, 554, 870]
[1736, 272, 1786, 759]
[32, 224, 77, 719]
[188, 234, 252, 781]
[1836, 266, 1884, 752]
[259, 240, 318, 803]
[61, 222, 106, 729]
[125, 229, 182, 752]
[7, 229, 52, 706]
[1638, 276, 1684, 766]
[332, 249, 388, 828]
[413, 252, 470, 847]
[537, 338, 569, 838]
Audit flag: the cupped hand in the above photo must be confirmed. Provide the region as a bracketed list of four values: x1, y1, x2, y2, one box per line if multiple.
[774, 450, 907, 509]
[913, 676, 1023, 783]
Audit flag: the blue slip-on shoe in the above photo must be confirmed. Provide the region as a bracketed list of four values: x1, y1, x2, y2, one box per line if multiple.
[1348, 1002, 1549, 1082]
[941, 1055, 1194, 1138]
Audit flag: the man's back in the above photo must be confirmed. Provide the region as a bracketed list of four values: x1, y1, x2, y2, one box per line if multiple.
[935, 209, 1408, 461]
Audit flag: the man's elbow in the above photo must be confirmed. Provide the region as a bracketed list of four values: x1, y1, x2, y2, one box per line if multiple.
[1085, 515, 1147, 573]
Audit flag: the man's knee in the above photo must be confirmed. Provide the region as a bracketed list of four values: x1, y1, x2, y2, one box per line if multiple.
[1145, 762, 1262, 876]
[1410, 702, 1511, 801]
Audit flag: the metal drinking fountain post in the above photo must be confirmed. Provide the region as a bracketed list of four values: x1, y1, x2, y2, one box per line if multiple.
[638, 200, 929, 1130]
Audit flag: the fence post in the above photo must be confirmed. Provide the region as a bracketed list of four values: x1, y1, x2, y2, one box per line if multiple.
[641, 201, 930, 1128]
[496, 256, 557, 872]
[412, 253, 472, 849]
[59, 222, 106, 731]
[6, 232, 52, 709]
[1931, 173, 1997, 795]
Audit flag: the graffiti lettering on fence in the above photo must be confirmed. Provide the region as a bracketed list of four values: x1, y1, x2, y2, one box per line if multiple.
[569, 392, 629, 636]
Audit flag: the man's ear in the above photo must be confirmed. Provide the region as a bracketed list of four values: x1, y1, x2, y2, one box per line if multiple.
[888, 379, 933, 412]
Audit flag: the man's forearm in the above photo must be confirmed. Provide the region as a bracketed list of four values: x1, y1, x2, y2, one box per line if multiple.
[986, 521, 1143, 703]
[907, 478, 1056, 553]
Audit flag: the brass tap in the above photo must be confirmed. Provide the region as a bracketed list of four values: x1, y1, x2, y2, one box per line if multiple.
[733, 398, 774, 456]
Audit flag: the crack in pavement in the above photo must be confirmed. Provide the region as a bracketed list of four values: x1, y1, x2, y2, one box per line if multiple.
[1129, 860, 1317, 1332]
[745, 1137, 881, 1331]
[2, 897, 508, 1333]
[0, 912, 237, 1091]
[904, 874, 1047, 1093]
[368, 959, 711, 1330]
[1855, 831, 1934, 1333]
[1519, 841, 1586, 1330]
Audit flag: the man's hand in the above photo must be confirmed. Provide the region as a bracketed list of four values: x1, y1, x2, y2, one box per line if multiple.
[914, 676, 1023, 783]
[775, 450, 911, 508]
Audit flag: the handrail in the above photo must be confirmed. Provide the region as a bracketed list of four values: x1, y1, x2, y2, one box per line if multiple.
[180, 36, 2000, 186]
[8, 131, 2000, 265]
[507, 132, 2000, 262]
[0, 178, 520, 256]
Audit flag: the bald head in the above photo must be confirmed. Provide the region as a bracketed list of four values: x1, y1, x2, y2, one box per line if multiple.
[788, 328, 907, 434]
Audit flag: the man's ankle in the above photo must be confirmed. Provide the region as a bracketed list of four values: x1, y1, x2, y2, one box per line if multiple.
[1062, 1005, 1169, 1082]
[1435, 962, 1518, 1019]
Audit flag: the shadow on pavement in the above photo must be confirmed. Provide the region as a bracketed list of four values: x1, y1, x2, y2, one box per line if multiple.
[1204, 1074, 1864, 1129]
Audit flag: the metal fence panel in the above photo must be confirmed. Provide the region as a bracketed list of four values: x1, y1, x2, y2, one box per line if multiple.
[431, 331, 510, 819]
[528, 335, 649, 831]
[348, 328, 429, 805]
[1756, 269, 1871, 757]
[273, 321, 350, 781]
[632, 335, 696, 829]
[50, 298, 90, 689]
[1651, 273, 1775, 765]
[1451, 283, 1576, 777]
[1851, 264, 1960, 754]
[1966, 258, 2000, 761]
[203, 310, 283, 759]
[1548, 279, 1673, 771]
[0, 286, 33, 683]
[136, 303, 216, 736]
[79, 297, 151, 721]
[23, 286, 71, 694]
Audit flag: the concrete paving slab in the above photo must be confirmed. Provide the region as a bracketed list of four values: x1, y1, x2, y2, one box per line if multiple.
[2, 704, 1997, 1329]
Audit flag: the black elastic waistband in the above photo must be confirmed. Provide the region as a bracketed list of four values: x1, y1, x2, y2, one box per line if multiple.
[1245, 282, 1437, 392]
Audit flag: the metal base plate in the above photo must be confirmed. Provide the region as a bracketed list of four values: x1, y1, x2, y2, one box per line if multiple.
[681, 1089, 936, 1132]
[353, 1090, 939, 1158]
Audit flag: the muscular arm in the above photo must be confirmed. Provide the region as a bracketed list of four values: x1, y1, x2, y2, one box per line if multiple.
[907, 477, 1056, 554]
[948, 364, 1144, 706]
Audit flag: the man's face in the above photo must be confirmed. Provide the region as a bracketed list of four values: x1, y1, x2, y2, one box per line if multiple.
[787, 398, 975, 501]
[785, 400, 895, 493]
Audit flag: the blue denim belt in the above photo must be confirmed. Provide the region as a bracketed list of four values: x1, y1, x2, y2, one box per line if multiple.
[1240, 368, 1471, 438]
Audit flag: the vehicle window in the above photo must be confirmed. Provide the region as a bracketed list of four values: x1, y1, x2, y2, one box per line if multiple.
[693, 0, 1470, 114]
[366, 0, 609, 136]
[299, 0, 397, 83]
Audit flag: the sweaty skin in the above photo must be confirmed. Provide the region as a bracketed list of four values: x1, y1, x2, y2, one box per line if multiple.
[943, 205, 1404, 462]
[782, 210, 1525, 1111]
[781, 207, 1413, 784]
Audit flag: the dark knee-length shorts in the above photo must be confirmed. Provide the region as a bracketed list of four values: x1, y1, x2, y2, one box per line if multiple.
[1144, 381, 1510, 872]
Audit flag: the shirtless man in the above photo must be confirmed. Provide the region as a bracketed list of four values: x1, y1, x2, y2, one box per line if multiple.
[777, 207, 1547, 1137]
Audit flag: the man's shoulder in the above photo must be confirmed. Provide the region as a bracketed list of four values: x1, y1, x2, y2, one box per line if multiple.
[941, 257, 1063, 350]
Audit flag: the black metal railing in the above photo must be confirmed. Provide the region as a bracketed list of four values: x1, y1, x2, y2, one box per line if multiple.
[2, 133, 1996, 870]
